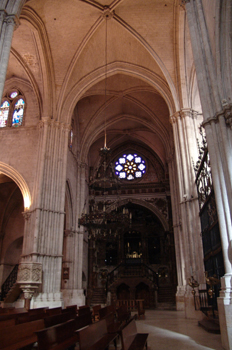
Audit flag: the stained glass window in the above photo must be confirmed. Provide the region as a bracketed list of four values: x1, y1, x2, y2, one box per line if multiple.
[12, 99, 25, 127]
[0, 101, 10, 127]
[115, 153, 146, 180]
[0, 90, 25, 128]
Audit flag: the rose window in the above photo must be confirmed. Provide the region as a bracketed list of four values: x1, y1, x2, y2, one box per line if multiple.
[115, 153, 146, 180]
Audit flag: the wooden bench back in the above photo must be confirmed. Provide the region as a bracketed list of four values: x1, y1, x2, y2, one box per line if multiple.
[78, 318, 107, 350]
[99, 305, 114, 319]
[78, 305, 90, 316]
[0, 318, 16, 329]
[121, 319, 137, 350]
[28, 307, 48, 315]
[36, 319, 77, 350]
[0, 318, 45, 349]
[45, 307, 62, 316]
[44, 312, 74, 328]
[117, 304, 131, 322]
[75, 312, 92, 330]
[103, 312, 115, 329]
[64, 305, 77, 314]
[0, 310, 27, 322]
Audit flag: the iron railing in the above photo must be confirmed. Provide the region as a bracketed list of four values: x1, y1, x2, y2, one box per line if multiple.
[0, 264, 19, 301]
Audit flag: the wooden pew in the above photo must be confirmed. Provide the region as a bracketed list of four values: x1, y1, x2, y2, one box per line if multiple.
[63, 305, 77, 314]
[36, 319, 77, 350]
[75, 312, 92, 330]
[99, 305, 116, 320]
[121, 319, 148, 350]
[78, 305, 91, 316]
[137, 300, 145, 319]
[77, 318, 117, 350]
[117, 304, 131, 323]
[92, 304, 101, 322]
[45, 307, 62, 316]
[0, 310, 27, 322]
[0, 319, 45, 350]
[28, 307, 48, 315]
[0, 318, 16, 329]
[44, 312, 75, 328]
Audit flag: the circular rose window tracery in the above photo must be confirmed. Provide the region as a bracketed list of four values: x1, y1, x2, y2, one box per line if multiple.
[115, 153, 146, 180]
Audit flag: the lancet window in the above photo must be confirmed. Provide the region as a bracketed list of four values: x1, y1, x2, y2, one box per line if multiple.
[0, 90, 25, 128]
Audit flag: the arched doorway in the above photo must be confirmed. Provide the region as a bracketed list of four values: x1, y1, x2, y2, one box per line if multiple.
[0, 174, 24, 300]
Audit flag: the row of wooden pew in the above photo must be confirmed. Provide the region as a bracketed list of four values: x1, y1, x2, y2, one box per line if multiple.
[0, 304, 148, 350]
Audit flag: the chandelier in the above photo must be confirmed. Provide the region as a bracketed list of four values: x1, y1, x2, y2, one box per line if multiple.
[78, 146, 131, 239]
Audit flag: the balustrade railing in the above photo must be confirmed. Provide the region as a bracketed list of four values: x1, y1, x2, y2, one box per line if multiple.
[106, 262, 158, 295]
[0, 264, 19, 301]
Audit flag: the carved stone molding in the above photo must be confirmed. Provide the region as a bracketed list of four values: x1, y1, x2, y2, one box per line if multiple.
[170, 109, 199, 125]
[202, 103, 232, 129]
[22, 211, 31, 220]
[5, 14, 20, 29]
[17, 262, 42, 285]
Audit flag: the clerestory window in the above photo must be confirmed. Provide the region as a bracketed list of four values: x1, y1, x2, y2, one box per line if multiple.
[0, 90, 25, 128]
[114, 153, 146, 180]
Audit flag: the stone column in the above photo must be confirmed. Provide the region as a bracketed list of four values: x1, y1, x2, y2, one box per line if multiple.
[0, 12, 19, 100]
[20, 118, 70, 308]
[183, 1, 232, 347]
[170, 109, 205, 316]
[62, 160, 88, 306]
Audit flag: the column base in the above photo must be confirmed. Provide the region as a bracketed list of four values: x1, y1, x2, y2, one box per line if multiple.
[31, 292, 64, 309]
[217, 274, 232, 350]
[176, 286, 185, 311]
[62, 289, 85, 307]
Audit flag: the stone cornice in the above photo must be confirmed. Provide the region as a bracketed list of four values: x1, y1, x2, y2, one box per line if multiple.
[38, 118, 71, 131]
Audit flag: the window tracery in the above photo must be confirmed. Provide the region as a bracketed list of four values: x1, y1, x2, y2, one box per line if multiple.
[115, 153, 146, 180]
[0, 90, 25, 128]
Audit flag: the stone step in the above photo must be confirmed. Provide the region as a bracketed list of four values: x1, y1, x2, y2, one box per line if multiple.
[198, 317, 220, 334]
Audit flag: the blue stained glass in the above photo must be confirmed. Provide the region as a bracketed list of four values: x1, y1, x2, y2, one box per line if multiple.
[119, 158, 126, 164]
[0, 101, 10, 127]
[115, 164, 123, 171]
[135, 171, 142, 177]
[119, 172, 126, 179]
[138, 163, 146, 171]
[127, 154, 134, 161]
[12, 99, 25, 127]
[127, 174, 134, 180]
[10, 91, 18, 99]
[135, 157, 141, 163]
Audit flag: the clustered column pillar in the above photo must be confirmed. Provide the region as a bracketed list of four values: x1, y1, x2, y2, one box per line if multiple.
[0, 10, 18, 101]
[170, 108, 205, 315]
[183, 1, 232, 348]
[19, 118, 70, 308]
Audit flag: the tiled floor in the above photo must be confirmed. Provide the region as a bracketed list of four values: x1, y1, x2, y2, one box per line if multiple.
[135, 310, 224, 350]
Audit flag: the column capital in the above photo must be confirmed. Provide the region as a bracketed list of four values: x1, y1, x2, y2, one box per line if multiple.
[5, 14, 20, 30]
[202, 102, 232, 129]
[170, 109, 199, 124]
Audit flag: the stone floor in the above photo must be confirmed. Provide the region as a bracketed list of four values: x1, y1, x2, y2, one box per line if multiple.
[135, 310, 224, 350]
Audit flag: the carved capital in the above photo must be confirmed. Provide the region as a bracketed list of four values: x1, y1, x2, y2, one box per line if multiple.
[0, 10, 7, 22]
[5, 14, 20, 29]
[22, 211, 31, 220]
[20, 284, 38, 300]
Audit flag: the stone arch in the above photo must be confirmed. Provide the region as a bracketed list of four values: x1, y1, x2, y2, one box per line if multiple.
[59, 62, 176, 125]
[107, 198, 169, 232]
[0, 162, 31, 210]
